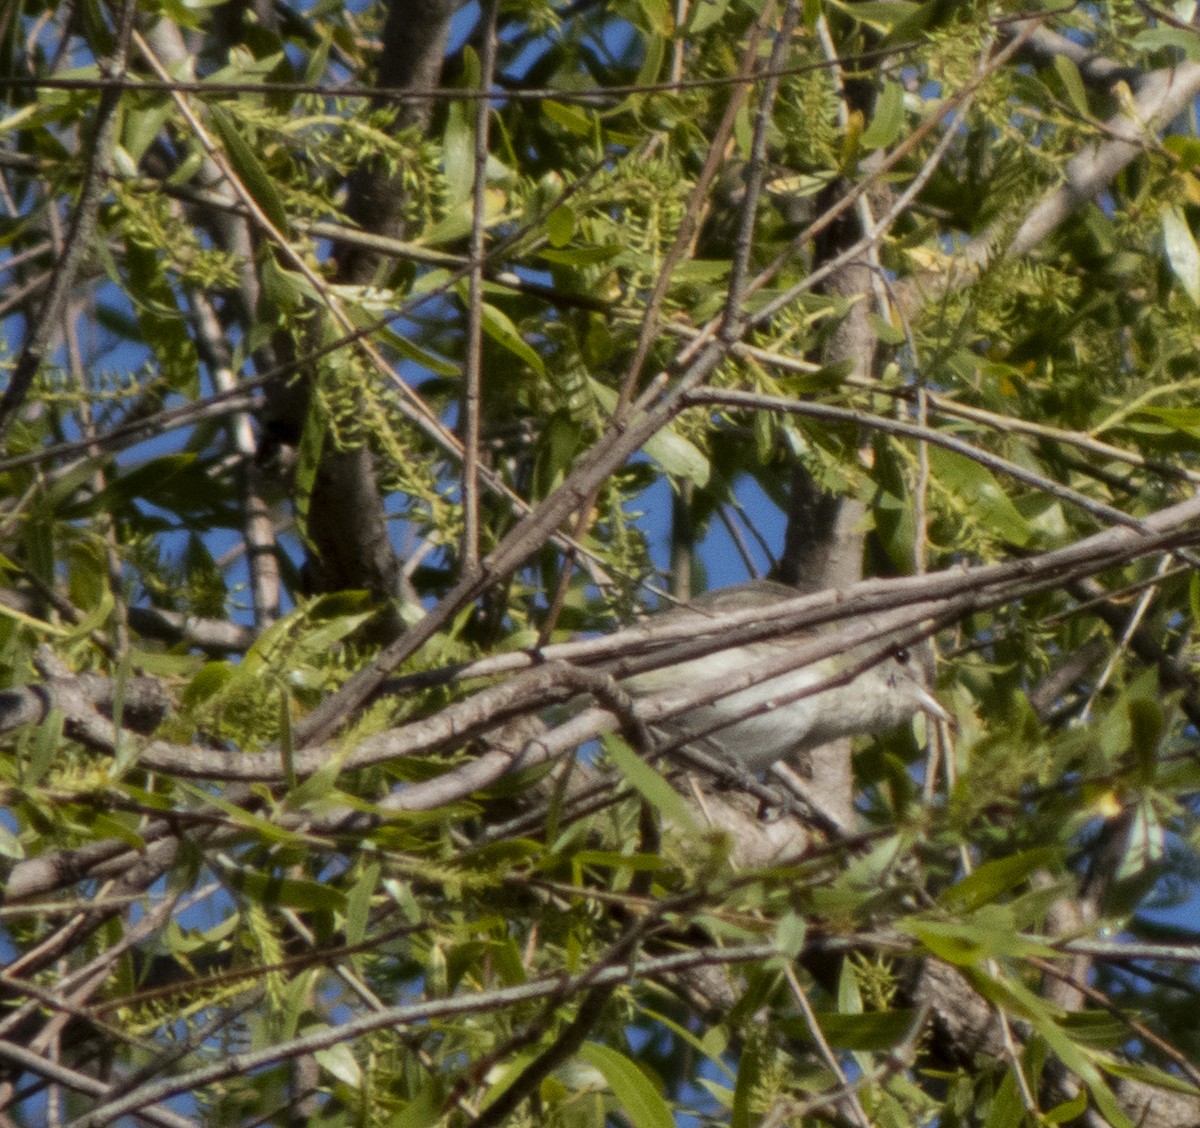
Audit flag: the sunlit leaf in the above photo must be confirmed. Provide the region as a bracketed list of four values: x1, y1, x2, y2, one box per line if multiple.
[862, 80, 904, 149]
[1162, 206, 1200, 305]
[579, 1042, 674, 1128]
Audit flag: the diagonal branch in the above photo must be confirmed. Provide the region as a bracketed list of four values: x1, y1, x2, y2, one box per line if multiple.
[0, 0, 138, 442]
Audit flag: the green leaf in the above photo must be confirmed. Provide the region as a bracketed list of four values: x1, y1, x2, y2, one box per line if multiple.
[601, 733, 700, 835]
[571, 849, 672, 872]
[982, 1067, 1028, 1128]
[928, 445, 1031, 546]
[303, 35, 332, 86]
[27, 707, 64, 786]
[538, 243, 622, 266]
[546, 204, 575, 247]
[182, 782, 311, 845]
[1052, 54, 1089, 118]
[0, 821, 24, 860]
[634, 26, 666, 90]
[443, 89, 474, 205]
[1044, 1089, 1090, 1124]
[868, 311, 907, 345]
[775, 911, 807, 959]
[647, 426, 711, 486]
[122, 93, 176, 166]
[479, 301, 546, 376]
[630, 0, 673, 34]
[218, 859, 347, 912]
[1164, 133, 1200, 171]
[578, 1042, 674, 1128]
[686, 0, 732, 33]
[293, 597, 376, 655]
[378, 329, 459, 377]
[0, 103, 40, 136]
[827, 0, 919, 31]
[82, 812, 145, 849]
[536, 413, 584, 497]
[1131, 405, 1200, 440]
[285, 758, 343, 808]
[838, 959, 863, 1014]
[730, 1034, 761, 1128]
[279, 969, 315, 1040]
[294, 388, 327, 543]
[182, 661, 235, 709]
[939, 847, 1061, 913]
[1060, 1010, 1134, 1051]
[1162, 206, 1200, 306]
[1128, 696, 1162, 783]
[487, 936, 528, 986]
[383, 1078, 445, 1128]
[1101, 1057, 1200, 1097]
[862, 80, 904, 149]
[314, 1041, 362, 1087]
[258, 254, 310, 315]
[77, 0, 113, 53]
[590, 381, 710, 486]
[1114, 798, 1165, 882]
[542, 99, 593, 136]
[207, 104, 289, 231]
[1133, 26, 1200, 60]
[65, 453, 236, 528]
[672, 258, 730, 283]
[900, 911, 1053, 966]
[963, 968, 1135, 1128]
[778, 1009, 917, 1051]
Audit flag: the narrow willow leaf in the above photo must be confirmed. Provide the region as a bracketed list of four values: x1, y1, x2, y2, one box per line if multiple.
[0, 822, 24, 861]
[928, 446, 1031, 545]
[218, 859, 348, 912]
[1133, 26, 1200, 59]
[443, 95, 474, 206]
[590, 380, 710, 485]
[28, 707, 64, 786]
[579, 1042, 674, 1128]
[778, 1009, 917, 1051]
[542, 99, 592, 135]
[602, 733, 700, 835]
[828, 0, 920, 31]
[1162, 206, 1200, 305]
[862, 80, 904, 148]
[1053, 54, 1089, 117]
[730, 1034, 761, 1128]
[207, 104, 289, 231]
[1101, 1058, 1200, 1097]
[939, 847, 1061, 913]
[982, 1067, 1027, 1128]
[480, 301, 546, 375]
[314, 1042, 362, 1088]
[546, 204, 575, 247]
[687, 0, 732, 33]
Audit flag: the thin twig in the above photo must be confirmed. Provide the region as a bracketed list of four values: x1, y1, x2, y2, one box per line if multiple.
[783, 964, 873, 1128]
[686, 386, 1151, 531]
[65, 942, 791, 1127]
[461, 0, 499, 573]
[0, 0, 138, 442]
[722, 2, 799, 336]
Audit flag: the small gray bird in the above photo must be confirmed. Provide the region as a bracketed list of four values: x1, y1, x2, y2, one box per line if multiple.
[622, 580, 944, 773]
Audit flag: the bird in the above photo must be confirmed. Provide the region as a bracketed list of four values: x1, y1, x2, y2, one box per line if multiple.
[621, 579, 944, 773]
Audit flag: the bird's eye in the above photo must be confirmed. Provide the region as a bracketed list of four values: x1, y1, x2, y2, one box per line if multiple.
[894, 647, 910, 664]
